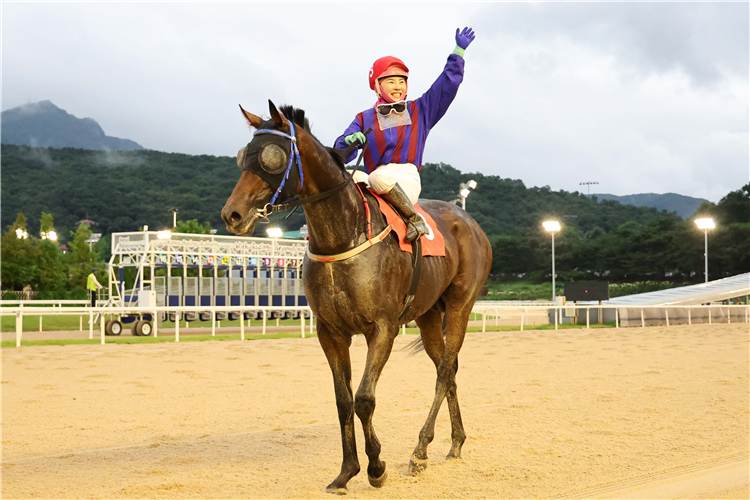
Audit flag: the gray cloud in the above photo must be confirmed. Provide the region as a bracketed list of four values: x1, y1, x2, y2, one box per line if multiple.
[2, 2, 747, 202]
[473, 2, 749, 87]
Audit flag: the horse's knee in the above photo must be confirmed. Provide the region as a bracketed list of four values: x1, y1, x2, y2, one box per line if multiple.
[354, 393, 375, 421]
[335, 396, 354, 423]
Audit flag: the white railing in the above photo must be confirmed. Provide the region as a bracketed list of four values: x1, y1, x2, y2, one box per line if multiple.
[1, 305, 317, 347]
[472, 303, 749, 332]
[2, 303, 748, 348]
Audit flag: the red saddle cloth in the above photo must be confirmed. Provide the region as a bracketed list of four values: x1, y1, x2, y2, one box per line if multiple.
[371, 192, 446, 257]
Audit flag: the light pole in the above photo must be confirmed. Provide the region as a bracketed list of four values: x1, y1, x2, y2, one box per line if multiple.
[168, 207, 179, 228]
[457, 180, 477, 210]
[543, 221, 561, 301]
[579, 181, 599, 196]
[695, 218, 715, 283]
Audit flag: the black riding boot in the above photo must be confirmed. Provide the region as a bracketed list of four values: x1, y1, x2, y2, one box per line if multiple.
[380, 184, 427, 242]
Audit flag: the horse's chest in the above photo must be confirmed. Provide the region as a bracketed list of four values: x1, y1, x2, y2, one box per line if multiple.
[303, 261, 403, 327]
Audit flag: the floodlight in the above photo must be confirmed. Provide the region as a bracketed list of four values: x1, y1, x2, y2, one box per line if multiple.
[467, 180, 478, 189]
[695, 218, 715, 230]
[267, 227, 283, 238]
[15, 228, 28, 239]
[543, 221, 561, 232]
[157, 230, 172, 239]
[48, 231, 57, 241]
[460, 188, 471, 198]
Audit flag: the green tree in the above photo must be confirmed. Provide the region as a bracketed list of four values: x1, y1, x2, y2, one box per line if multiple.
[66, 223, 104, 289]
[1, 212, 40, 290]
[173, 219, 213, 234]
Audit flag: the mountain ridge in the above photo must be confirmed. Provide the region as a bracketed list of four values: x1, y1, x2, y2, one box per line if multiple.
[594, 192, 708, 219]
[1, 100, 144, 151]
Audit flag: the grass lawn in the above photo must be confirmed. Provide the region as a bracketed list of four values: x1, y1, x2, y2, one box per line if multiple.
[0, 313, 313, 333]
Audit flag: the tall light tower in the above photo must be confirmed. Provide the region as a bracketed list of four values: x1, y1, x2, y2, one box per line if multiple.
[695, 218, 715, 283]
[543, 221, 561, 301]
[457, 180, 478, 210]
[579, 181, 599, 196]
[168, 207, 179, 228]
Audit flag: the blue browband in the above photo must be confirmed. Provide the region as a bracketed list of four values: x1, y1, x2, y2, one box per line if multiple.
[253, 124, 304, 205]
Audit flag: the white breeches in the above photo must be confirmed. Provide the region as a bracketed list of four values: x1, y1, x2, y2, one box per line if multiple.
[349, 163, 422, 205]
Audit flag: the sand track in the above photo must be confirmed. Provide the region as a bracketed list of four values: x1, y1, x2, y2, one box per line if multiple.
[2, 324, 748, 498]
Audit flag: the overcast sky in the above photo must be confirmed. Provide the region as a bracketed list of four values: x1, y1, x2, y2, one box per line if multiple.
[3, 2, 748, 202]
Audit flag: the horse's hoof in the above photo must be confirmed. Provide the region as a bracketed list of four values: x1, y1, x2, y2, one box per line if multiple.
[408, 456, 427, 476]
[446, 451, 462, 460]
[368, 465, 388, 488]
[325, 486, 349, 495]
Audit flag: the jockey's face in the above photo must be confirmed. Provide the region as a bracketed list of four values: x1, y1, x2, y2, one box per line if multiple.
[379, 76, 407, 102]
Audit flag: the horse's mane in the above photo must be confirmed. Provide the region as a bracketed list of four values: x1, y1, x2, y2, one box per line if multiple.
[278, 104, 346, 169]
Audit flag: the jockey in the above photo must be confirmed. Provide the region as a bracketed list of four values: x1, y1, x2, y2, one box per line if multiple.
[334, 27, 476, 242]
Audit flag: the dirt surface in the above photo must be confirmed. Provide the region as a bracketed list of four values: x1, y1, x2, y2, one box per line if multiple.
[2, 323, 748, 498]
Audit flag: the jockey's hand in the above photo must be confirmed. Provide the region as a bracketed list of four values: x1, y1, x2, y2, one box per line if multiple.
[455, 27, 475, 50]
[345, 132, 367, 146]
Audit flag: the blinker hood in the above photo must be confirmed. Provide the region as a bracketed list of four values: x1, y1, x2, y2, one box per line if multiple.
[242, 135, 300, 204]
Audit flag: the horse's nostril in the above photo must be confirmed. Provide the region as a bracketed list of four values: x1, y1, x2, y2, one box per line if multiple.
[230, 212, 242, 223]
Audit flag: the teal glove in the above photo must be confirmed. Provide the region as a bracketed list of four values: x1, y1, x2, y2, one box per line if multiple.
[345, 132, 367, 146]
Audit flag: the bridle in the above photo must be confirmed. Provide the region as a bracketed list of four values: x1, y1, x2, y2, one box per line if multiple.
[245, 123, 371, 222]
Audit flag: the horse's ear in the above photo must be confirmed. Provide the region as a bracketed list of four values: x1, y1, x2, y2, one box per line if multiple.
[239, 105, 262, 129]
[268, 100, 288, 128]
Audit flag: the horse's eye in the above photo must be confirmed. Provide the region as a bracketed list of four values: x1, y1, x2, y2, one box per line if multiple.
[259, 143, 288, 174]
[236, 147, 247, 169]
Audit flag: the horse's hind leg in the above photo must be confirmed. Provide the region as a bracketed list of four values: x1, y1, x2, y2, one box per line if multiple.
[354, 323, 397, 487]
[409, 305, 470, 475]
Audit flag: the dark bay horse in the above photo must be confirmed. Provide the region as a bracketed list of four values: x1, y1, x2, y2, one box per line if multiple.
[221, 101, 492, 494]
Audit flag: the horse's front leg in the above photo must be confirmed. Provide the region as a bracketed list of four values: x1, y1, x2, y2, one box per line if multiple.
[318, 324, 360, 494]
[354, 325, 397, 488]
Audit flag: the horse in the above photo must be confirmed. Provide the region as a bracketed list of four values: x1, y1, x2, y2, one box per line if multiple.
[221, 101, 492, 494]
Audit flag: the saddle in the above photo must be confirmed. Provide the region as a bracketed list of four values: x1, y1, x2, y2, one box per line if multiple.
[359, 184, 446, 257]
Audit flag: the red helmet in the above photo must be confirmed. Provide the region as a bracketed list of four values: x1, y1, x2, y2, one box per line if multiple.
[369, 56, 409, 90]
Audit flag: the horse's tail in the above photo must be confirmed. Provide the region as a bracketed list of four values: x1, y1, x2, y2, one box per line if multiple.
[404, 312, 448, 356]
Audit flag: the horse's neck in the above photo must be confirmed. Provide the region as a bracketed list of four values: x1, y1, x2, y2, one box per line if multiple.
[301, 145, 370, 255]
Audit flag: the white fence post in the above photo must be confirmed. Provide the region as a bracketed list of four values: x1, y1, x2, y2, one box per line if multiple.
[262, 310, 267, 336]
[641, 309, 645, 328]
[79, 315, 83, 331]
[615, 308, 619, 328]
[300, 313, 305, 339]
[175, 315, 180, 342]
[153, 310, 158, 337]
[89, 311, 94, 339]
[482, 310, 486, 333]
[211, 310, 216, 337]
[15, 311, 22, 348]
[586, 308, 590, 329]
[709, 308, 712, 325]
[688, 308, 692, 325]
[240, 312, 245, 341]
[100, 312, 105, 345]
[665, 309, 670, 327]
[39, 315, 43, 332]
[554, 306, 558, 330]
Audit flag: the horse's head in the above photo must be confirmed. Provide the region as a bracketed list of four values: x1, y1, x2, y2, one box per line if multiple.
[222, 100, 306, 235]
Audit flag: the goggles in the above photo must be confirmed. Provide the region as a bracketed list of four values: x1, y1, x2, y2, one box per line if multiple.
[376, 101, 408, 116]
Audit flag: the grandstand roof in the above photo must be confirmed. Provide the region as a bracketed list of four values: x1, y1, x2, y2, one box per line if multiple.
[604, 273, 750, 306]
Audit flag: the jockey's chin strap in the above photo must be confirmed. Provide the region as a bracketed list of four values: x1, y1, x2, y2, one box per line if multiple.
[253, 127, 372, 221]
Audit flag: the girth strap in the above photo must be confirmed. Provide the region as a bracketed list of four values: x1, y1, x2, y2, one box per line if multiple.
[399, 238, 422, 321]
